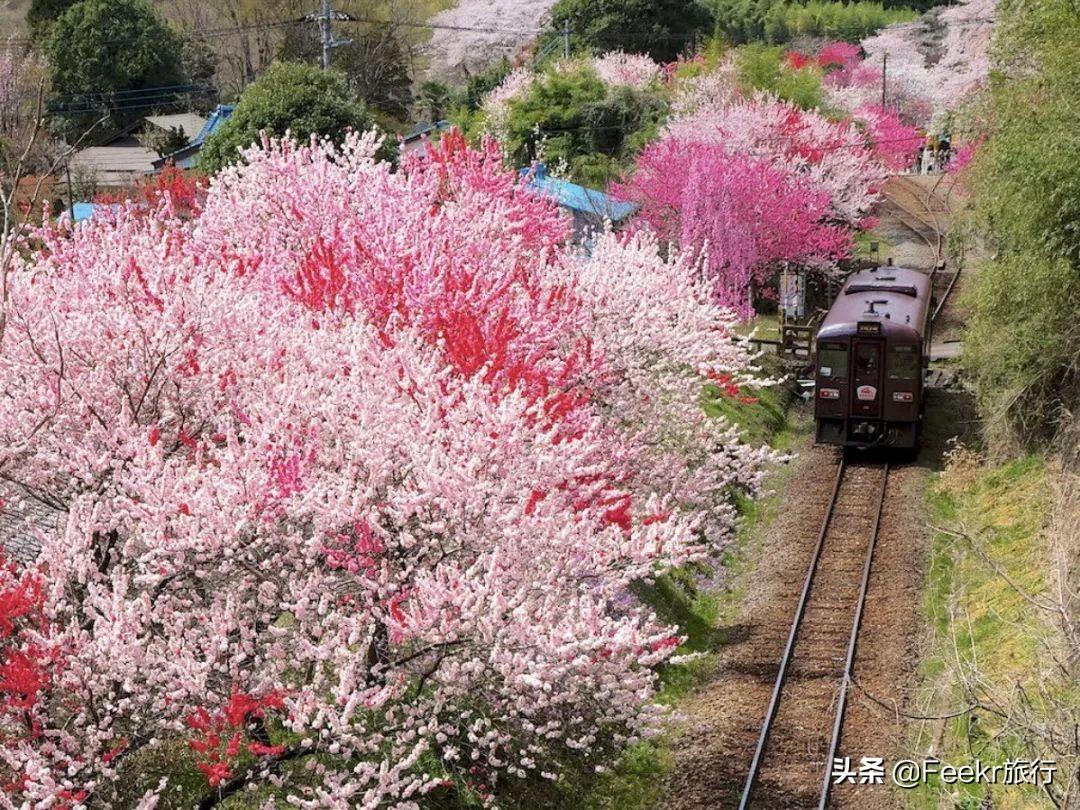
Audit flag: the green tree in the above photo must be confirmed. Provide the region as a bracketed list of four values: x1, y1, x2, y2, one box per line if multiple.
[199, 61, 393, 175]
[46, 0, 188, 138]
[548, 0, 713, 62]
[278, 24, 413, 123]
[503, 68, 667, 187]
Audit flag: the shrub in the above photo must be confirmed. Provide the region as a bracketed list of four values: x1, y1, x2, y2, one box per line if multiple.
[502, 67, 667, 186]
[199, 62, 393, 174]
[735, 43, 826, 109]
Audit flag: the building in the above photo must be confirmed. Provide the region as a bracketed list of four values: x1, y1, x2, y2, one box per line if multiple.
[520, 163, 637, 241]
[68, 134, 159, 189]
[153, 104, 235, 170]
[67, 113, 209, 190]
[399, 120, 452, 158]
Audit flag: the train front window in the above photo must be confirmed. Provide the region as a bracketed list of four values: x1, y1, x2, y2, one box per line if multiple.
[855, 343, 879, 373]
[817, 343, 848, 378]
[888, 345, 920, 379]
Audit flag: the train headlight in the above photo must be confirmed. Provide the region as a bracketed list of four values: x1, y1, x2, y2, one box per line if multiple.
[892, 391, 914, 402]
[819, 388, 840, 400]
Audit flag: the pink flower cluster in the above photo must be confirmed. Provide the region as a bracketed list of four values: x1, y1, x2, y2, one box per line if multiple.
[617, 86, 892, 314]
[0, 130, 771, 805]
[592, 51, 663, 88]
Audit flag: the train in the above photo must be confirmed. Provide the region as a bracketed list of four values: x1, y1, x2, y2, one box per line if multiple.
[813, 263, 932, 449]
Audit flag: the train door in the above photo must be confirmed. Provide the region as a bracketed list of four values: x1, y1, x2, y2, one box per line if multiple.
[851, 340, 883, 417]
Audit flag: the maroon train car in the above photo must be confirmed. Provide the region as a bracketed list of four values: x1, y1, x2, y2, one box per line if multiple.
[814, 265, 932, 449]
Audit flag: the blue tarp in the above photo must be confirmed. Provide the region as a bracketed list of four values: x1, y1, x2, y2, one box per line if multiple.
[521, 163, 636, 222]
[71, 202, 120, 223]
[71, 202, 98, 223]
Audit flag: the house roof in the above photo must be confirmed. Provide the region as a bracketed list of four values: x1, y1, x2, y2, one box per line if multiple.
[145, 113, 208, 139]
[521, 164, 637, 222]
[69, 136, 158, 185]
[154, 104, 236, 169]
[403, 119, 452, 143]
[400, 120, 452, 156]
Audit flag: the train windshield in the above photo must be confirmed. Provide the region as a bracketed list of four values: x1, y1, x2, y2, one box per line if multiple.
[888, 345, 920, 379]
[817, 343, 848, 378]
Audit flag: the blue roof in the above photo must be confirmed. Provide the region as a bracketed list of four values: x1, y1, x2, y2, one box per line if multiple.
[521, 164, 637, 222]
[155, 104, 235, 169]
[189, 104, 235, 149]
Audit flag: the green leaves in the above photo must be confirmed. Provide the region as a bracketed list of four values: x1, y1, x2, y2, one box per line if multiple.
[965, 0, 1080, 447]
[199, 62, 395, 175]
[502, 68, 667, 186]
[547, 0, 714, 62]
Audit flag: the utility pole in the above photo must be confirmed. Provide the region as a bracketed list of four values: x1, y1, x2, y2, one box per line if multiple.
[307, 1, 354, 70]
[881, 52, 888, 111]
[563, 19, 570, 58]
[320, 0, 333, 69]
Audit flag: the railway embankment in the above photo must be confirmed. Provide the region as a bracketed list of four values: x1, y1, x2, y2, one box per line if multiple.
[899, 451, 1079, 807]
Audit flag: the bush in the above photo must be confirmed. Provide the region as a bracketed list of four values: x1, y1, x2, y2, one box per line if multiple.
[199, 62, 393, 174]
[735, 43, 825, 109]
[963, 0, 1080, 449]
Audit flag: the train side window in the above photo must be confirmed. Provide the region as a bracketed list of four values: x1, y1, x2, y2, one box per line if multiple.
[817, 343, 848, 378]
[888, 345, 920, 379]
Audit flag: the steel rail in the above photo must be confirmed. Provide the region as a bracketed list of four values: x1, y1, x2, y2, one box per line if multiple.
[817, 464, 890, 810]
[932, 265, 962, 324]
[738, 459, 847, 810]
[888, 177, 960, 328]
[883, 187, 943, 263]
[739, 461, 890, 809]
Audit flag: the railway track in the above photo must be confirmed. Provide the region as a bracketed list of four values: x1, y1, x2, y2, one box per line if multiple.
[882, 176, 961, 325]
[738, 459, 889, 809]
[882, 176, 949, 264]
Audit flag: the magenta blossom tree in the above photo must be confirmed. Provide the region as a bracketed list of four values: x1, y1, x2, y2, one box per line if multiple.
[615, 138, 851, 316]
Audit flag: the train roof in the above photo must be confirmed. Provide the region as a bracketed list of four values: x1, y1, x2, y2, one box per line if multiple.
[817, 265, 932, 341]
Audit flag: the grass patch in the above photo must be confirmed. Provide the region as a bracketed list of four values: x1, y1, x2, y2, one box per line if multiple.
[906, 451, 1056, 808]
[702, 378, 788, 446]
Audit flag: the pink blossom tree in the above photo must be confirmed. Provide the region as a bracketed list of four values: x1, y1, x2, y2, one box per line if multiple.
[0, 130, 771, 806]
[592, 51, 663, 88]
[665, 92, 886, 225]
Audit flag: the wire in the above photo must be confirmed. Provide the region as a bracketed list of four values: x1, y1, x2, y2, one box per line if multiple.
[49, 84, 205, 103]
